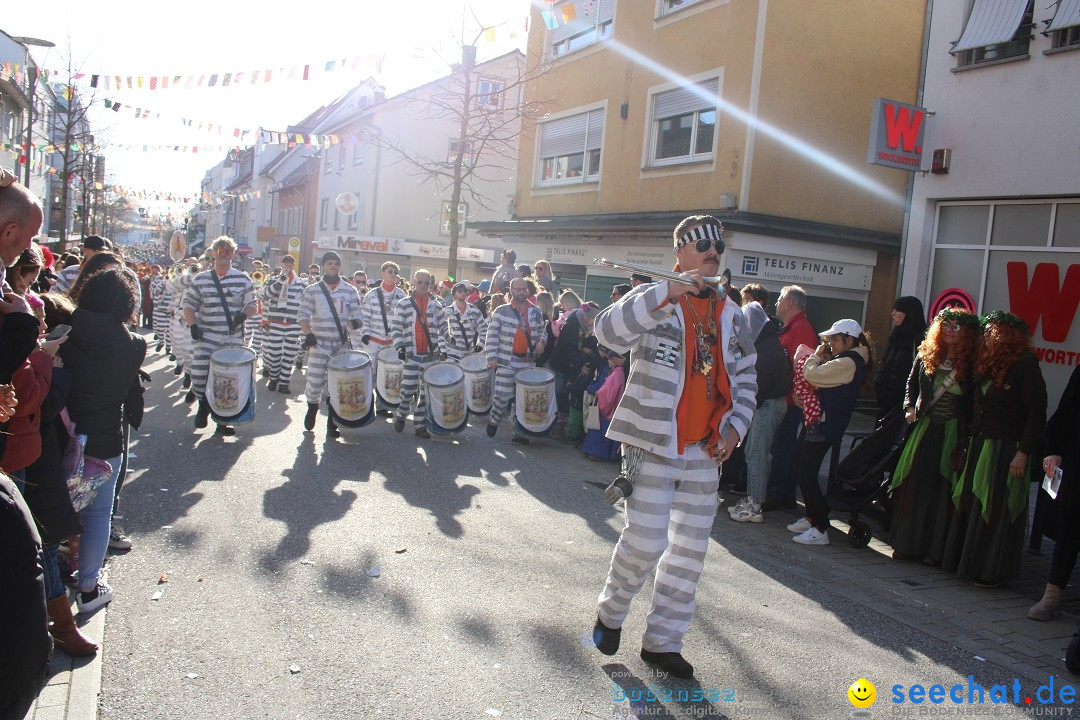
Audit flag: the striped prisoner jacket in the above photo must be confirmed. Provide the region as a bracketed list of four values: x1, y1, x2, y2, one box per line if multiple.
[54, 264, 81, 294]
[297, 280, 362, 344]
[262, 272, 306, 322]
[442, 302, 487, 359]
[593, 281, 758, 459]
[360, 285, 406, 342]
[484, 303, 548, 368]
[391, 293, 447, 357]
[181, 268, 256, 340]
[149, 276, 167, 305]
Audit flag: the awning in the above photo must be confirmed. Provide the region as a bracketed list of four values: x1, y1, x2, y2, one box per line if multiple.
[951, 0, 1030, 52]
[1048, 0, 1080, 31]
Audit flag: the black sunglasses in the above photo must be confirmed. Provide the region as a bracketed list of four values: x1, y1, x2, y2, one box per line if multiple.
[690, 238, 726, 254]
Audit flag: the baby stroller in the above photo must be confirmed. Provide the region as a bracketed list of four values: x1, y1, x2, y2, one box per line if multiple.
[829, 405, 910, 548]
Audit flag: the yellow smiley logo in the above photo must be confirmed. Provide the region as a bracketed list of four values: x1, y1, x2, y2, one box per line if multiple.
[848, 678, 876, 708]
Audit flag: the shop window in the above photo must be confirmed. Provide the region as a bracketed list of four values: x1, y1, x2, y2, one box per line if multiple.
[990, 204, 1051, 246]
[937, 205, 989, 245]
[1053, 203, 1080, 248]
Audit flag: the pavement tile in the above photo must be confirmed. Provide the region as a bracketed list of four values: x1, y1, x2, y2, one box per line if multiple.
[29, 704, 67, 720]
[33, 683, 69, 709]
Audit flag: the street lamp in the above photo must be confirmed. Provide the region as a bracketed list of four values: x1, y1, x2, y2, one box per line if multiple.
[11, 36, 55, 186]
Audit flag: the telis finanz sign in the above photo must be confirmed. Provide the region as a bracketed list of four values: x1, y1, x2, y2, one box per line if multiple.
[867, 97, 928, 171]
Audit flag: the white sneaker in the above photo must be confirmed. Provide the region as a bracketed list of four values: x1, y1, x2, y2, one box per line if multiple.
[792, 527, 830, 545]
[730, 504, 763, 523]
[786, 517, 812, 534]
[727, 497, 751, 516]
[76, 581, 114, 613]
[109, 526, 133, 550]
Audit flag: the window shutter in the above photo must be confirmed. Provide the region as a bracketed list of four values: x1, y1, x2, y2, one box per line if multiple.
[539, 112, 590, 158]
[652, 78, 719, 120]
[585, 109, 605, 151]
[550, 1, 592, 44]
[951, 0, 1031, 52]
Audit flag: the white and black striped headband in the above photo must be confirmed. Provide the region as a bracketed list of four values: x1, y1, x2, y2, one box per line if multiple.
[674, 222, 725, 250]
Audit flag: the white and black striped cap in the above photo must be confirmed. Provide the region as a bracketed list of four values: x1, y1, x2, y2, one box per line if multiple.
[675, 220, 724, 250]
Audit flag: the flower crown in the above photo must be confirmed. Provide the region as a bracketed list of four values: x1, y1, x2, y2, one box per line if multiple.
[935, 307, 981, 329]
[980, 310, 1029, 334]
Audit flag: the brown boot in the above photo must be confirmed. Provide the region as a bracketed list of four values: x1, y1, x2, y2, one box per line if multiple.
[47, 595, 98, 656]
[1028, 583, 1063, 621]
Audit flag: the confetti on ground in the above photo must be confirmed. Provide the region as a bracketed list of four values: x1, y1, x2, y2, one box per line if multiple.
[185, 673, 199, 679]
[299, 559, 315, 565]
[394, 547, 407, 554]
[485, 709, 502, 717]
[151, 589, 165, 601]
[368, 567, 381, 577]
[161, 525, 172, 529]
[289, 664, 301, 674]
[158, 574, 168, 584]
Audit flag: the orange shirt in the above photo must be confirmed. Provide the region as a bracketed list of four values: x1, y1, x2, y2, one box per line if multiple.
[675, 292, 733, 454]
[413, 294, 431, 354]
[511, 302, 531, 354]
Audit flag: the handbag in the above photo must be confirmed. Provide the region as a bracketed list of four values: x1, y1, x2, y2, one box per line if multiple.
[60, 409, 113, 512]
[584, 391, 601, 431]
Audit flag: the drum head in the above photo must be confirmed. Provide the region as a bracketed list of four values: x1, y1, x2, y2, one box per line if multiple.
[423, 362, 465, 387]
[515, 367, 555, 386]
[328, 351, 372, 372]
[459, 354, 488, 372]
[378, 347, 402, 364]
[210, 346, 258, 366]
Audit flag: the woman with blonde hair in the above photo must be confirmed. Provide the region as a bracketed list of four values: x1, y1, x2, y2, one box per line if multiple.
[942, 311, 1046, 587]
[534, 260, 556, 294]
[888, 308, 981, 564]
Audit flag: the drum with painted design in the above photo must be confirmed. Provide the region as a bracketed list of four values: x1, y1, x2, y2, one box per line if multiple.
[375, 346, 403, 407]
[327, 351, 375, 428]
[423, 362, 467, 434]
[206, 346, 257, 424]
[513, 367, 556, 437]
[459, 353, 494, 415]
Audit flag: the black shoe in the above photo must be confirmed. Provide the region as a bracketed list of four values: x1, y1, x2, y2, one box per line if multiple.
[173, 365, 183, 375]
[640, 649, 694, 679]
[393, 417, 405, 433]
[277, 384, 290, 394]
[268, 380, 278, 391]
[262, 368, 272, 378]
[156, 342, 164, 352]
[414, 427, 430, 438]
[169, 354, 176, 362]
[304, 403, 319, 431]
[326, 417, 340, 439]
[185, 389, 197, 405]
[486, 423, 497, 438]
[195, 400, 210, 429]
[593, 616, 621, 656]
[214, 424, 236, 436]
[511, 435, 531, 445]
[182, 373, 192, 389]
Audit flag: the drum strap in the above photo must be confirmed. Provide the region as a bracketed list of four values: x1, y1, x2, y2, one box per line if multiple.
[210, 271, 241, 335]
[452, 308, 476, 349]
[318, 281, 349, 345]
[376, 289, 392, 336]
[411, 296, 434, 354]
[512, 306, 533, 351]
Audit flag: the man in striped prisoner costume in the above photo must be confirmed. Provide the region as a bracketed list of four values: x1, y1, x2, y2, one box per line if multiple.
[171, 263, 198, 392]
[442, 282, 487, 361]
[261, 255, 306, 394]
[590, 215, 757, 680]
[244, 260, 268, 358]
[358, 261, 406, 413]
[483, 277, 547, 442]
[182, 237, 257, 435]
[391, 269, 447, 438]
[298, 252, 362, 438]
[150, 267, 171, 352]
[53, 235, 110, 293]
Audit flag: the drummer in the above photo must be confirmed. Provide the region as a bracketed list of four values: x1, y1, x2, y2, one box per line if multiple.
[262, 255, 306, 394]
[181, 236, 257, 435]
[443, 281, 487, 362]
[391, 269, 447, 438]
[484, 276, 547, 443]
[298, 252, 363, 439]
[359, 261, 406, 412]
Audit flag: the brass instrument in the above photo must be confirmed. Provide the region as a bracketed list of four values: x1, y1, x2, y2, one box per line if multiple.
[251, 269, 267, 288]
[593, 258, 723, 287]
[165, 260, 186, 280]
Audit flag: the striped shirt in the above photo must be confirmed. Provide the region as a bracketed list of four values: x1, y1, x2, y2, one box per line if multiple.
[593, 282, 757, 459]
[442, 302, 487, 356]
[484, 303, 548, 367]
[263, 272, 306, 322]
[54, 264, 81, 294]
[391, 293, 447, 356]
[360, 285, 406, 342]
[181, 268, 256, 339]
[297, 280, 362, 343]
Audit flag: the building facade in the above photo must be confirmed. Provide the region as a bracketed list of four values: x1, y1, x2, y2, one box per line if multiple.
[902, 0, 1080, 400]
[473, 0, 927, 341]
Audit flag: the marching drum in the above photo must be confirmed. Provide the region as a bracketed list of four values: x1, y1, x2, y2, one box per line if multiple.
[459, 353, 494, 415]
[423, 362, 468, 435]
[327, 351, 375, 429]
[375, 346, 403, 408]
[206, 346, 257, 424]
[513, 367, 556, 438]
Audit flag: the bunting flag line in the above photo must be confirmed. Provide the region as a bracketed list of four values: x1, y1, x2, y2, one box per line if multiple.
[101, 98, 258, 139]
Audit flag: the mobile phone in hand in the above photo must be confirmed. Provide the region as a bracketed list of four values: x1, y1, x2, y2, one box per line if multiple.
[45, 324, 72, 341]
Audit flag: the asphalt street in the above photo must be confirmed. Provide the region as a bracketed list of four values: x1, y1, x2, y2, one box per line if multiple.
[94, 346, 1059, 719]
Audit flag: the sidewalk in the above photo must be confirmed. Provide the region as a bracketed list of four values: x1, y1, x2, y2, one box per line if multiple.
[24, 599, 106, 720]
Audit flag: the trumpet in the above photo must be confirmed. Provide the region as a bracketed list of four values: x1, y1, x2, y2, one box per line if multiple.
[165, 260, 186, 280]
[251, 269, 267, 288]
[593, 258, 723, 287]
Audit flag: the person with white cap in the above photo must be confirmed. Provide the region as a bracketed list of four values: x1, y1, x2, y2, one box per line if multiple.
[787, 318, 875, 546]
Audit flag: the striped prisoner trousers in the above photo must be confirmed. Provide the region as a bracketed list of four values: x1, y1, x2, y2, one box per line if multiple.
[263, 324, 301, 384]
[394, 353, 438, 432]
[171, 311, 192, 369]
[303, 340, 347, 404]
[489, 357, 533, 428]
[152, 302, 171, 347]
[191, 332, 243, 395]
[597, 444, 720, 653]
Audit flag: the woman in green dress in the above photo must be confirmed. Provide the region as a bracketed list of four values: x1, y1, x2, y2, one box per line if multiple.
[888, 308, 980, 564]
[942, 311, 1047, 587]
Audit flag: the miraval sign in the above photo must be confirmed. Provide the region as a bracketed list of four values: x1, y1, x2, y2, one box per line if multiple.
[316, 235, 405, 254]
[867, 98, 928, 171]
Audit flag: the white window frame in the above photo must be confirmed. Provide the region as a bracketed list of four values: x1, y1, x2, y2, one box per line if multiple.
[659, 0, 706, 17]
[448, 138, 475, 167]
[535, 107, 605, 188]
[646, 75, 720, 168]
[1051, 24, 1080, 50]
[954, 0, 1034, 68]
[475, 77, 505, 111]
[440, 201, 467, 236]
[323, 151, 333, 173]
[338, 144, 346, 169]
[347, 193, 359, 230]
[319, 198, 329, 230]
[547, 0, 616, 60]
[333, 205, 340, 230]
[352, 141, 363, 165]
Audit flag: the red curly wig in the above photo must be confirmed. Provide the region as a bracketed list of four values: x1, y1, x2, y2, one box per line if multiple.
[918, 311, 980, 381]
[975, 321, 1032, 387]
